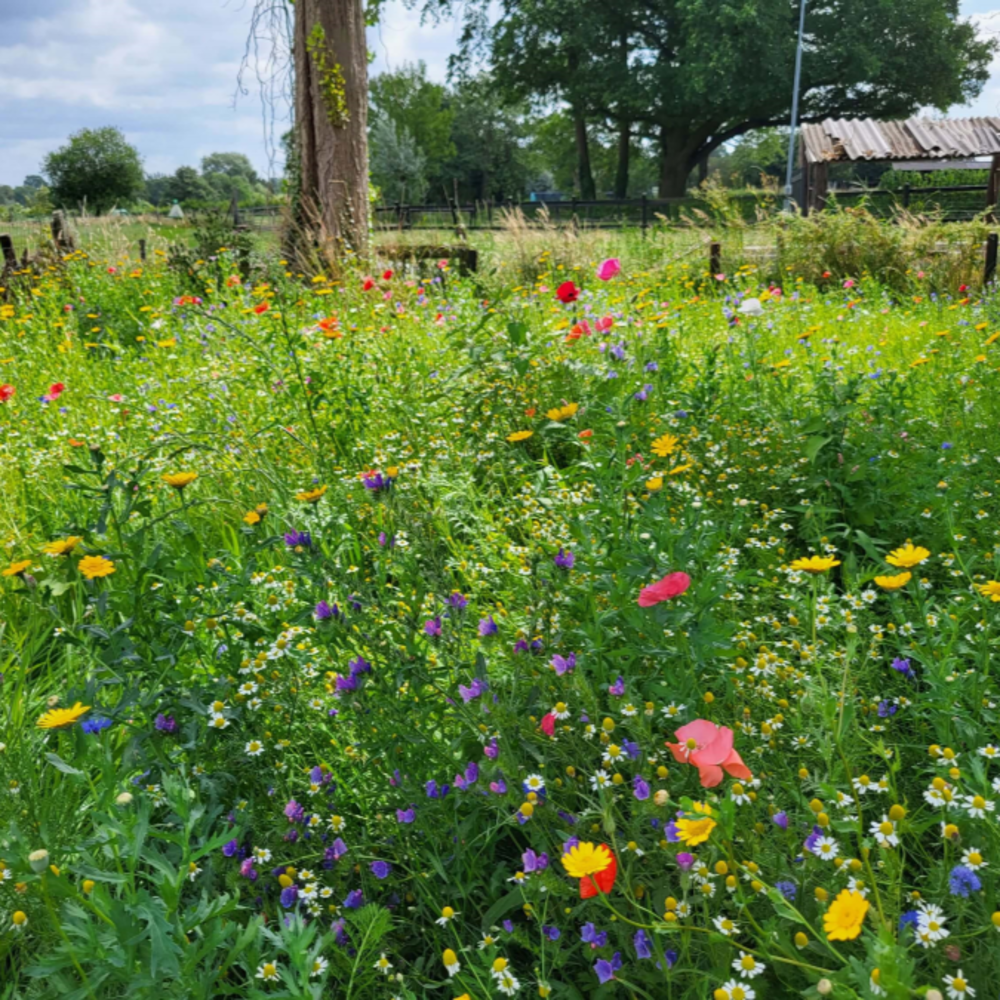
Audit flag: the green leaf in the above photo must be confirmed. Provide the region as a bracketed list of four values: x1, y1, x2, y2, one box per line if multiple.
[479, 887, 525, 931]
[507, 321, 527, 346]
[45, 752, 83, 776]
[802, 435, 831, 463]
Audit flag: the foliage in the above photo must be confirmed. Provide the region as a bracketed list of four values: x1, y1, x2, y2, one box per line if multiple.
[43, 127, 145, 215]
[369, 115, 430, 204]
[3, 223, 1000, 1000]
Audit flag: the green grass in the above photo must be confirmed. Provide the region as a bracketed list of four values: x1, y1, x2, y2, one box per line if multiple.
[0, 219, 999, 998]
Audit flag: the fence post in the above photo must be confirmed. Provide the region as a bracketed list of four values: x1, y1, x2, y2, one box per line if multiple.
[985, 233, 998, 286]
[709, 240, 722, 277]
[641, 195, 648, 237]
[138, 238, 147, 262]
[0, 234, 15, 267]
[230, 194, 241, 227]
[902, 184, 911, 209]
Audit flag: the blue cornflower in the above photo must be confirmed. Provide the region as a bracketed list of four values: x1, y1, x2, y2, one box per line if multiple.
[81, 716, 113, 734]
[948, 864, 981, 897]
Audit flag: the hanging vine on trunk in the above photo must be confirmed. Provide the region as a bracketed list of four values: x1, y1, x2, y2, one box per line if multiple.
[305, 23, 350, 128]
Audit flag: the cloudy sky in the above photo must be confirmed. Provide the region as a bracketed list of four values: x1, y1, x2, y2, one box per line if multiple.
[2, 0, 1000, 187]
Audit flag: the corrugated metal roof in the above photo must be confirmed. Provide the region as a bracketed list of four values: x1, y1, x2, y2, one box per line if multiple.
[801, 117, 1000, 163]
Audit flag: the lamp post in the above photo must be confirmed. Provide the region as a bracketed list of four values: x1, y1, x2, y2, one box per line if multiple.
[784, 0, 808, 211]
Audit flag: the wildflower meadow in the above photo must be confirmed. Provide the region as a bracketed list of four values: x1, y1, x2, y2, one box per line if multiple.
[3, 236, 1000, 1000]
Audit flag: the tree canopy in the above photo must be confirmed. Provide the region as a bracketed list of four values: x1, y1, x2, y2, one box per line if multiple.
[43, 126, 144, 213]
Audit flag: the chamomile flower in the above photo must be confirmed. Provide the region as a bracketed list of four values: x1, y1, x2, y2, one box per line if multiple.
[256, 961, 280, 981]
[373, 954, 392, 975]
[244, 739, 265, 756]
[732, 951, 765, 979]
[436, 906, 458, 926]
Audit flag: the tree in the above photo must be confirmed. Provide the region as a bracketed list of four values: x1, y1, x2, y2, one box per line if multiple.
[370, 114, 429, 203]
[201, 152, 259, 183]
[43, 126, 144, 213]
[370, 62, 455, 189]
[145, 174, 172, 207]
[22, 175, 46, 191]
[166, 166, 214, 204]
[292, 0, 370, 252]
[432, 0, 995, 197]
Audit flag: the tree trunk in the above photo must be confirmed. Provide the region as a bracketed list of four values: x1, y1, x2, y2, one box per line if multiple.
[573, 110, 596, 201]
[614, 122, 630, 199]
[658, 129, 701, 198]
[697, 152, 709, 185]
[294, 0, 369, 255]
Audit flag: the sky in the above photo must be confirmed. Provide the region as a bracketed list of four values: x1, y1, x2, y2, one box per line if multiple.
[1, 0, 1000, 188]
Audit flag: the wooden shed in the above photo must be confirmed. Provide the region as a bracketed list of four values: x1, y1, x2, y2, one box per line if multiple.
[799, 117, 1000, 214]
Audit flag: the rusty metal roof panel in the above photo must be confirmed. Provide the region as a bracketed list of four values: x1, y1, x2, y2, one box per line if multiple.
[801, 117, 1000, 163]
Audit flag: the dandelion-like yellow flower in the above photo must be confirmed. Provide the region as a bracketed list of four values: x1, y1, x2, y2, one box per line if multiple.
[674, 816, 717, 846]
[874, 572, 911, 591]
[37, 702, 91, 730]
[43, 537, 83, 556]
[790, 555, 840, 574]
[823, 889, 869, 941]
[669, 462, 694, 476]
[651, 433, 680, 458]
[2, 560, 32, 578]
[507, 430, 533, 443]
[646, 476, 664, 491]
[561, 842, 613, 879]
[296, 485, 328, 503]
[546, 402, 579, 422]
[885, 543, 930, 569]
[78, 555, 115, 580]
[244, 510, 261, 525]
[977, 581, 1000, 602]
[162, 471, 198, 490]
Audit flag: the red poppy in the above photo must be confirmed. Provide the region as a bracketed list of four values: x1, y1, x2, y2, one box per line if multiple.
[382, 269, 394, 281]
[579, 851, 617, 899]
[539, 713, 556, 736]
[362, 277, 375, 292]
[638, 571, 691, 607]
[254, 302, 269, 315]
[578, 429, 593, 440]
[48, 382, 66, 399]
[524, 407, 536, 417]
[556, 281, 580, 304]
[0, 384, 14, 402]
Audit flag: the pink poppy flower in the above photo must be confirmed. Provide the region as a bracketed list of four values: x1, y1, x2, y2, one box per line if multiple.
[665, 720, 752, 788]
[637, 571, 691, 607]
[539, 713, 556, 737]
[596, 258, 621, 281]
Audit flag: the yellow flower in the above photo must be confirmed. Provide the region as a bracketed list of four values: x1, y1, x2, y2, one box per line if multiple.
[886, 543, 930, 569]
[37, 701, 91, 730]
[790, 555, 841, 574]
[546, 402, 579, 422]
[823, 889, 869, 941]
[44, 537, 83, 556]
[561, 842, 613, 879]
[162, 471, 198, 490]
[78, 555, 115, 580]
[874, 572, 911, 591]
[669, 462, 694, 475]
[674, 816, 717, 846]
[243, 511, 261, 525]
[646, 476, 664, 491]
[507, 430, 534, 443]
[296, 485, 328, 503]
[2, 559, 32, 578]
[977, 581, 1000, 602]
[651, 433, 680, 457]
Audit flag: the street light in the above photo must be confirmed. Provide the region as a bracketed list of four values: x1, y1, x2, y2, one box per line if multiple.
[784, 0, 808, 211]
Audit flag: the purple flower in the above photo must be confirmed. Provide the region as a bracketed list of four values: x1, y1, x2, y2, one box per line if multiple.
[622, 739, 641, 760]
[280, 884, 298, 908]
[675, 852, 694, 871]
[459, 677, 488, 703]
[503, 919, 514, 933]
[447, 591, 468, 610]
[878, 700, 898, 718]
[396, 807, 415, 824]
[645, 361, 659, 372]
[240, 858, 257, 879]
[424, 617, 442, 638]
[484, 738, 499, 759]
[315, 600, 340, 621]
[330, 838, 348, 860]
[335, 673, 357, 693]
[478, 615, 498, 636]
[609, 675, 625, 696]
[633, 383, 653, 402]
[594, 952, 622, 985]
[580, 922, 607, 948]
[554, 548, 575, 569]
[425, 780, 439, 798]
[803, 825, 824, 855]
[772, 811, 789, 830]
[378, 531, 395, 547]
[489, 778, 507, 794]
[154, 713, 177, 733]
[284, 530, 312, 549]
[562, 836, 580, 855]
[634, 928, 652, 959]
[284, 799, 304, 824]
[891, 657, 914, 678]
[542, 925, 561, 941]
[949, 864, 981, 897]
[610, 343, 627, 361]
[899, 910, 920, 931]
[222, 839, 239, 858]
[343, 889, 364, 909]
[82, 717, 113, 734]
[363, 472, 392, 492]
[633, 775, 650, 801]
[465, 762, 479, 785]
[522, 849, 549, 873]
[775, 880, 797, 901]
[370, 860, 391, 879]
[349, 656, 371, 676]
[331, 917, 350, 947]
[550, 652, 576, 676]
